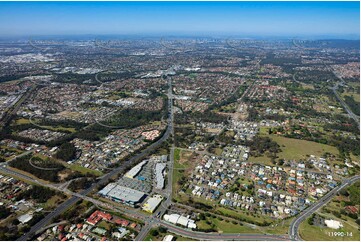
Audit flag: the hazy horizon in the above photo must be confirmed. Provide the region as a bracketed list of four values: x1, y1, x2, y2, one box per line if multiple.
[0, 1, 359, 38]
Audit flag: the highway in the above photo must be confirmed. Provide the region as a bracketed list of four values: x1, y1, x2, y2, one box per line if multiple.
[0, 84, 37, 128]
[289, 175, 360, 240]
[326, 65, 359, 127]
[161, 221, 288, 241]
[331, 82, 360, 128]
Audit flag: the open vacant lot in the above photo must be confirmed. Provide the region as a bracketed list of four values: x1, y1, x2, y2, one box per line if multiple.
[249, 134, 340, 164]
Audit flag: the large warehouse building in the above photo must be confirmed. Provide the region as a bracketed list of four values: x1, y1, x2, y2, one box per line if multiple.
[98, 183, 147, 207]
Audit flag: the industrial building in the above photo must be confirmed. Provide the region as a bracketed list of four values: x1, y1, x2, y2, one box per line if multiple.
[155, 163, 166, 189]
[163, 214, 197, 229]
[142, 194, 163, 213]
[98, 183, 146, 207]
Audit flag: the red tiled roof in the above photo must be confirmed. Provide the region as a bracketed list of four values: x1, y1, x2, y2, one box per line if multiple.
[86, 210, 112, 225]
[345, 206, 358, 214]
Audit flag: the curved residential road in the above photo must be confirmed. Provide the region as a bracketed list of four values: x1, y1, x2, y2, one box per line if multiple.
[289, 175, 360, 240]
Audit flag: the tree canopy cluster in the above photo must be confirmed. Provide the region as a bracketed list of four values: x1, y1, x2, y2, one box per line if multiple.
[9, 155, 65, 182]
[55, 142, 77, 161]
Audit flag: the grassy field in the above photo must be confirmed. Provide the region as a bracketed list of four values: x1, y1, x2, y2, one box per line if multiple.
[174, 148, 181, 162]
[342, 92, 360, 103]
[172, 148, 195, 201]
[272, 135, 339, 159]
[15, 118, 31, 125]
[69, 164, 103, 176]
[98, 220, 112, 230]
[14, 117, 76, 132]
[259, 127, 270, 135]
[248, 155, 274, 166]
[261, 217, 293, 235]
[197, 216, 260, 233]
[215, 207, 273, 225]
[299, 218, 360, 241]
[249, 134, 340, 164]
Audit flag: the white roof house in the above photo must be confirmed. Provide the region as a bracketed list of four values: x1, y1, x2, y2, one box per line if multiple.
[163, 235, 174, 241]
[18, 213, 33, 224]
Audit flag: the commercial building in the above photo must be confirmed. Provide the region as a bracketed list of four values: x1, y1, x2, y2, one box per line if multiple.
[163, 214, 197, 229]
[142, 194, 163, 213]
[124, 160, 148, 179]
[155, 163, 166, 189]
[98, 183, 146, 207]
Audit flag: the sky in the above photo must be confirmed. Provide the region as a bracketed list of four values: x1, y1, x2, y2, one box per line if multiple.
[0, 1, 359, 38]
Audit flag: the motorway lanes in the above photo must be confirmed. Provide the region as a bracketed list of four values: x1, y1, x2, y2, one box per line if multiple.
[160, 221, 288, 241]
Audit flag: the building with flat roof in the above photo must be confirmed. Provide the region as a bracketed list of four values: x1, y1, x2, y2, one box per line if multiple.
[125, 160, 148, 179]
[98, 183, 146, 207]
[163, 214, 197, 229]
[155, 163, 166, 189]
[142, 194, 163, 213]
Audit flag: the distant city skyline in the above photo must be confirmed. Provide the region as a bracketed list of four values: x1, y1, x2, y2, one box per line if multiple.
[0, 1, 359, 38]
